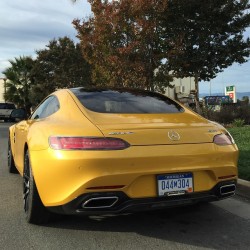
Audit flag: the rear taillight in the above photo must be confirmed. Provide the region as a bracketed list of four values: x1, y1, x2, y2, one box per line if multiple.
[49, 136, 130, 150]
[213, 134, 233, 145]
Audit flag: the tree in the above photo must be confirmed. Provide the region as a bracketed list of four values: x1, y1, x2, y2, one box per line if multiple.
[30, 37, 92, 105]
[3, 56, 34, 112]
[73, 0, 172, 91]
[74, 0, 250, 113]
[161, 0, 250, 111]
[242, 96, 249, 104]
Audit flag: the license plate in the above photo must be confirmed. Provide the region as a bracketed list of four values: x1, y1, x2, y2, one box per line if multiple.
[157, 173, 193, 196]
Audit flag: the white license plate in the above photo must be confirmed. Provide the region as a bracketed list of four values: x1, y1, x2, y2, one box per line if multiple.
[157, 173, 193, 196]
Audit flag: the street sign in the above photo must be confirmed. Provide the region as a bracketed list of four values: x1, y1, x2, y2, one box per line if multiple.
[225, 85, 236, 103]
[226, 86, 234, 92]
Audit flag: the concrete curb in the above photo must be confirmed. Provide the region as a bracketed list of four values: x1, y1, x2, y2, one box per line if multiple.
[236, 179, 250, 200]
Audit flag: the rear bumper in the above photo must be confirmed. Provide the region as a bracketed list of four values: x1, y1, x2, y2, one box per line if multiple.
[30, 143, 238, 206]
[47, 180, 237, 215]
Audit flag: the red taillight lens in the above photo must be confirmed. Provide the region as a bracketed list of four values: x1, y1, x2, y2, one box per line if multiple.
[213, 134, 233, 145]
[49, 137, 129, 150]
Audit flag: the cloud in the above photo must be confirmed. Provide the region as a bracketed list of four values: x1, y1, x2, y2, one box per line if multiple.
[0, 0, 91, 76]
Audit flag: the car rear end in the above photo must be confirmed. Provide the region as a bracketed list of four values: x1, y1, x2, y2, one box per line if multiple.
[0, 103, 16, 122]
[32, 88, 238, 215]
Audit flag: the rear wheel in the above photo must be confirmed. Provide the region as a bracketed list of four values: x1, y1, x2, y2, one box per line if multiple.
[8, 138, 18, 173]
[23, 151, 50, 224]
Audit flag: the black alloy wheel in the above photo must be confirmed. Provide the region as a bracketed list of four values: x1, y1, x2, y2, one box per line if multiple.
[23, 157, 30, 213]
[23, 151, 50, 224]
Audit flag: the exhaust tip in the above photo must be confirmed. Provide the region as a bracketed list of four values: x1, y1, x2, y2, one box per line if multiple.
[220, 184, 236, 196]
[82, 196, 119, 209]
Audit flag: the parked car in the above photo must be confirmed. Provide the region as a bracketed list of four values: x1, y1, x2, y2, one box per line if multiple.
[8, 88, 239, 224]
[0, 102, 16, 122]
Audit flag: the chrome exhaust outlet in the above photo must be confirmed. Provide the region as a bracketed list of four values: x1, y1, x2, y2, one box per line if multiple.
[220, 184, 236, 196]
[82, 196, 119, 209]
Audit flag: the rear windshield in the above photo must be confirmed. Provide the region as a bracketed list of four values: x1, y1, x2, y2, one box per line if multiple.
[0, 103, 15, 109]
[71, 88, 184, 114]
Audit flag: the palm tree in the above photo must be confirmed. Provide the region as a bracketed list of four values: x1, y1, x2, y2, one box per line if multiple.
[3, 56, 34, 112]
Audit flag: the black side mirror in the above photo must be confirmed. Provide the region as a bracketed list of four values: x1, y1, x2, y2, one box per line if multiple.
[10, 109, 28, 121]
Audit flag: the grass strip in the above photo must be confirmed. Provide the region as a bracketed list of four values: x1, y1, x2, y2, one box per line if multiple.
[228, 126, 250, 181]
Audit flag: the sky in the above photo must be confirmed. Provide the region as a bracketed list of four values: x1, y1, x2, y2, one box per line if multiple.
[0, 0, 249, 95]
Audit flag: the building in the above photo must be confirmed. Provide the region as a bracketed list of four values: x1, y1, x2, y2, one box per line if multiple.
[0, 78, 6, 102]
[165, 76, 196, 105]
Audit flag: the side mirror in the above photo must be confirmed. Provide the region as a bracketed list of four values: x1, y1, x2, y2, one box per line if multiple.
[10, 109, 28, 121]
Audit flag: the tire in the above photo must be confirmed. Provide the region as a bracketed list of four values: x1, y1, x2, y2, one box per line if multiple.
[23, 151, 50, 224]
[8, 138, 18, 173]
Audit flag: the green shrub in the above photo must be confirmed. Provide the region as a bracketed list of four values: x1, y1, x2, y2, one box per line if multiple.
[201, 104, 250, 125]
[232, 118, 245, 127]
[216, 105, 238, 124]
[200, 106, 216, 120]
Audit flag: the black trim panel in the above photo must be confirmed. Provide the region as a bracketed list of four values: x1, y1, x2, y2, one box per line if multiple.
[47, 180, 237, 215]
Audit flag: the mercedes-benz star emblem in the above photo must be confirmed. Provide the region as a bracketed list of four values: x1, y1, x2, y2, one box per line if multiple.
[168, 131, 180, 141]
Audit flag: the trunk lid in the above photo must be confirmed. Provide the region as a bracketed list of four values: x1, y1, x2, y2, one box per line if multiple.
[86, 111, 220, 145]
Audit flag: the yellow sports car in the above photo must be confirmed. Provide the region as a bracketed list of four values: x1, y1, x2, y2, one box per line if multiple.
[8, 88, 238, 224]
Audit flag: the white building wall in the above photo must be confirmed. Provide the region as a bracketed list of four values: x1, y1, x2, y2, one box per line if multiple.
[0, 78, 5, 102]
[165, 77, 195, 99]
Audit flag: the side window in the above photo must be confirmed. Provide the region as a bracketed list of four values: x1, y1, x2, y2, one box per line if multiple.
[30, 96, 59, 120]
[39, 96, 60, 118]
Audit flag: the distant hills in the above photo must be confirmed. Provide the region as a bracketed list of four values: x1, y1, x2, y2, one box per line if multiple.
[200, 92, 250, 100]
